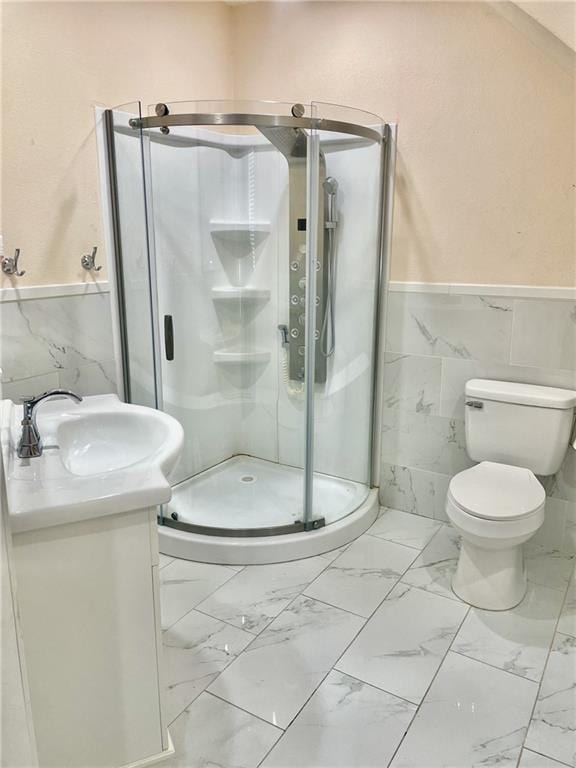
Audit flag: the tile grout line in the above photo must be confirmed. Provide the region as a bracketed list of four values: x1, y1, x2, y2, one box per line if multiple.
[256, 559, 569, 767]
[397, 578, 463, 603]
[204, 689, 285, 733]
[517, 567, 576, 766]
[298, 593, 374, 620]
[255, 665, 423, 768]
[162, 515, 574, 765]
[449, 649, 544, 686]
[253, 604, 375, 765]
[301, 544, 422, 614]
[380, 462, 454, 523]
[204, 589, 370, 747]
[192, 605, 265, 637]
[194, 550, 368, 722]
[163, 518, 572, 763]
[165, 593, 297, 733]
[255, 715, 287, 768]
[204, 526, 425, 749]
[161, 543, 348, 636]
[518, 747, 572, 768]
[383, 602, 471, 767]
[293, 541, 469, 744]
[302, 520, 438, 621]
[508, 297, 518, 365]
[193, 515, 427, 650]
[189, 548, 355, 635]
[162, 614, 263, 727]
[363, 529, 440, 551]
[159, 562, 241, 633]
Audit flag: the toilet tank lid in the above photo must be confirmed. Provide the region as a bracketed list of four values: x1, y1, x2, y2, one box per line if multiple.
[465, 379, 576, 409]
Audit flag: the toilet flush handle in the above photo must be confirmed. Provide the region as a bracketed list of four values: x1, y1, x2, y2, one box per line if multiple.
[465, 400, 484, 409]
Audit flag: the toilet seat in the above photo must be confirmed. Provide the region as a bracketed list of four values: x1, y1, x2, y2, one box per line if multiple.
[448, 461, 545, 522]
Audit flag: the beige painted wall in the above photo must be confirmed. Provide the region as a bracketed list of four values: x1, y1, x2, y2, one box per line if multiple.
[2, 1, 575, 288]
[2, 1, 233, 287]
[514, 0, 576, 51]
[232, 1, 575, 286]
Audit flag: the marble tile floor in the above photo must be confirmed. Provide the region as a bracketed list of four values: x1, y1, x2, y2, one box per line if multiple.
[160, 507, 576, 768]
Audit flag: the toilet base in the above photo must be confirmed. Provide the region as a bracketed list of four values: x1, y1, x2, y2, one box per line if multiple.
[452, 539, 527, 610]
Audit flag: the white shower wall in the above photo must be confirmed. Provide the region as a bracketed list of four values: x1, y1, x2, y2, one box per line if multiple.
[150, 130, 286, 484]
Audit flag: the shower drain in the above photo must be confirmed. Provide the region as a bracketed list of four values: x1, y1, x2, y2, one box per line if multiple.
[239, 475, 256, 484]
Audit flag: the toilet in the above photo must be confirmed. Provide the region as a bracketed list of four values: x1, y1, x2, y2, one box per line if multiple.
[446, 379, 576, 611]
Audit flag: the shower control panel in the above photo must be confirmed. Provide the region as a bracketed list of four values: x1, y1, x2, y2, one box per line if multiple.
[257, 124, 329, 384]
[288, 198, 328, 383]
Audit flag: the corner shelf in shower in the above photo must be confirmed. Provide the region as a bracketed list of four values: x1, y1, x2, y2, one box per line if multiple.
[211, 287, 271, 302]
[213, 348, 271, 365]
[209, 220, 271, 247]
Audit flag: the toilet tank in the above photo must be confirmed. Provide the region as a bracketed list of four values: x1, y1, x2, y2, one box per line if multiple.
[465, 379, 576, 475]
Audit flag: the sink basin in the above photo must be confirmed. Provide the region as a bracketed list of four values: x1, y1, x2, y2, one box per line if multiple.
[2, 394, 184, 533]
[58, 410, 177, 477]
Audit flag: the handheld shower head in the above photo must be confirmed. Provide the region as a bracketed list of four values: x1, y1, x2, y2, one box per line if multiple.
[320, 175, 339, 359]
[324, 177, 339, 225]
[323, 177, 339, 196]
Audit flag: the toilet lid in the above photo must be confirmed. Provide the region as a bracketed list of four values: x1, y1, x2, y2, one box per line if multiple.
[448, 462, 545, 521]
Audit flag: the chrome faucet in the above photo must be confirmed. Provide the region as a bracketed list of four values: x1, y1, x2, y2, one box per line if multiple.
[18, 389, 83, 459]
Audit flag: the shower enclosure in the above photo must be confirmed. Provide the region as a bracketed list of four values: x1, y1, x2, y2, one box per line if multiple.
[98, 100, 396, 564]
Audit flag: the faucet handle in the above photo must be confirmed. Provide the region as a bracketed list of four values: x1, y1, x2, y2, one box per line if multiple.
[21, 390, 51, 407]
[21, 391, 42, 403]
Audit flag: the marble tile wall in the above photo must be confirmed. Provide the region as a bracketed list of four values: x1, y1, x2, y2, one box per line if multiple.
[381, 291, 576, 551]
[2, 285, 574, 556]
[0, 290, 117, 402]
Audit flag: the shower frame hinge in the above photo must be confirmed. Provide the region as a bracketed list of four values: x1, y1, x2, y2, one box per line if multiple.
[303, 517, 326, 531]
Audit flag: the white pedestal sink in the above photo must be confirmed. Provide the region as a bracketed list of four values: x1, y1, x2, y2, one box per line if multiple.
[4, 394, 183, 533]
[1, 394, 183, 768]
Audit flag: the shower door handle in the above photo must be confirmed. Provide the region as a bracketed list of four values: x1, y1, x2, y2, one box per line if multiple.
[164, 315, 174, 361]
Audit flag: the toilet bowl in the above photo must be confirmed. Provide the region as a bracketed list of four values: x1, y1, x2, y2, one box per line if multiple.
[446, 461, 546, 610]
[444, 379, 576, 611]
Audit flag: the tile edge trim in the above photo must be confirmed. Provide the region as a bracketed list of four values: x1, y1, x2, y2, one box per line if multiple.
[2, 280, 573, 303]
[389, 282, 576, 300]
[0, 281, 110, 303]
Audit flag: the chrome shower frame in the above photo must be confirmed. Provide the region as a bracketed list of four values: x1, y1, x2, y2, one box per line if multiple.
[105, 104, 396, 537]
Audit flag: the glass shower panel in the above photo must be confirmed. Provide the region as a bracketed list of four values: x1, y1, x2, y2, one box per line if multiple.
[144, 110, 310, 533]
[310, 103, 384, 523]
[104, 102, 159, 408]
[101, 98, 393, 558]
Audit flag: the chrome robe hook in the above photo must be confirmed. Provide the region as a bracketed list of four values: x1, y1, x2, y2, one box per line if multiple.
[1, 248, 26, 277]
[81, 246, 102, 272]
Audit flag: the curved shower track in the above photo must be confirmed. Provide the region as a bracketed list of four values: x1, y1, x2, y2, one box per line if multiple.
[100, 100, 396, 564]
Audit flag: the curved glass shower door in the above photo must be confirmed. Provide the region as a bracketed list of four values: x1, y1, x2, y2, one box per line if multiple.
[311, 103, 385, 523]
[147, 102, 315, 535]
[103, 99, 388, 544]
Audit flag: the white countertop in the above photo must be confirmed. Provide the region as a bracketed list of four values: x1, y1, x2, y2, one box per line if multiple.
[2, 395, 183, 533]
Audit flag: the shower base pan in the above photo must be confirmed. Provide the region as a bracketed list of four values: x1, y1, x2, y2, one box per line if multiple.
[159, 455, 379, 565]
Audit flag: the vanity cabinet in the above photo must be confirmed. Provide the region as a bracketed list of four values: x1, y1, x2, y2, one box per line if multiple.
[11, 506, 170, 768]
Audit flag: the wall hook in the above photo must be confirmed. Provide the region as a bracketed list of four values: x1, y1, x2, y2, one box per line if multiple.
[81, 246, 102, 272]
[1, 248, 26, 277]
